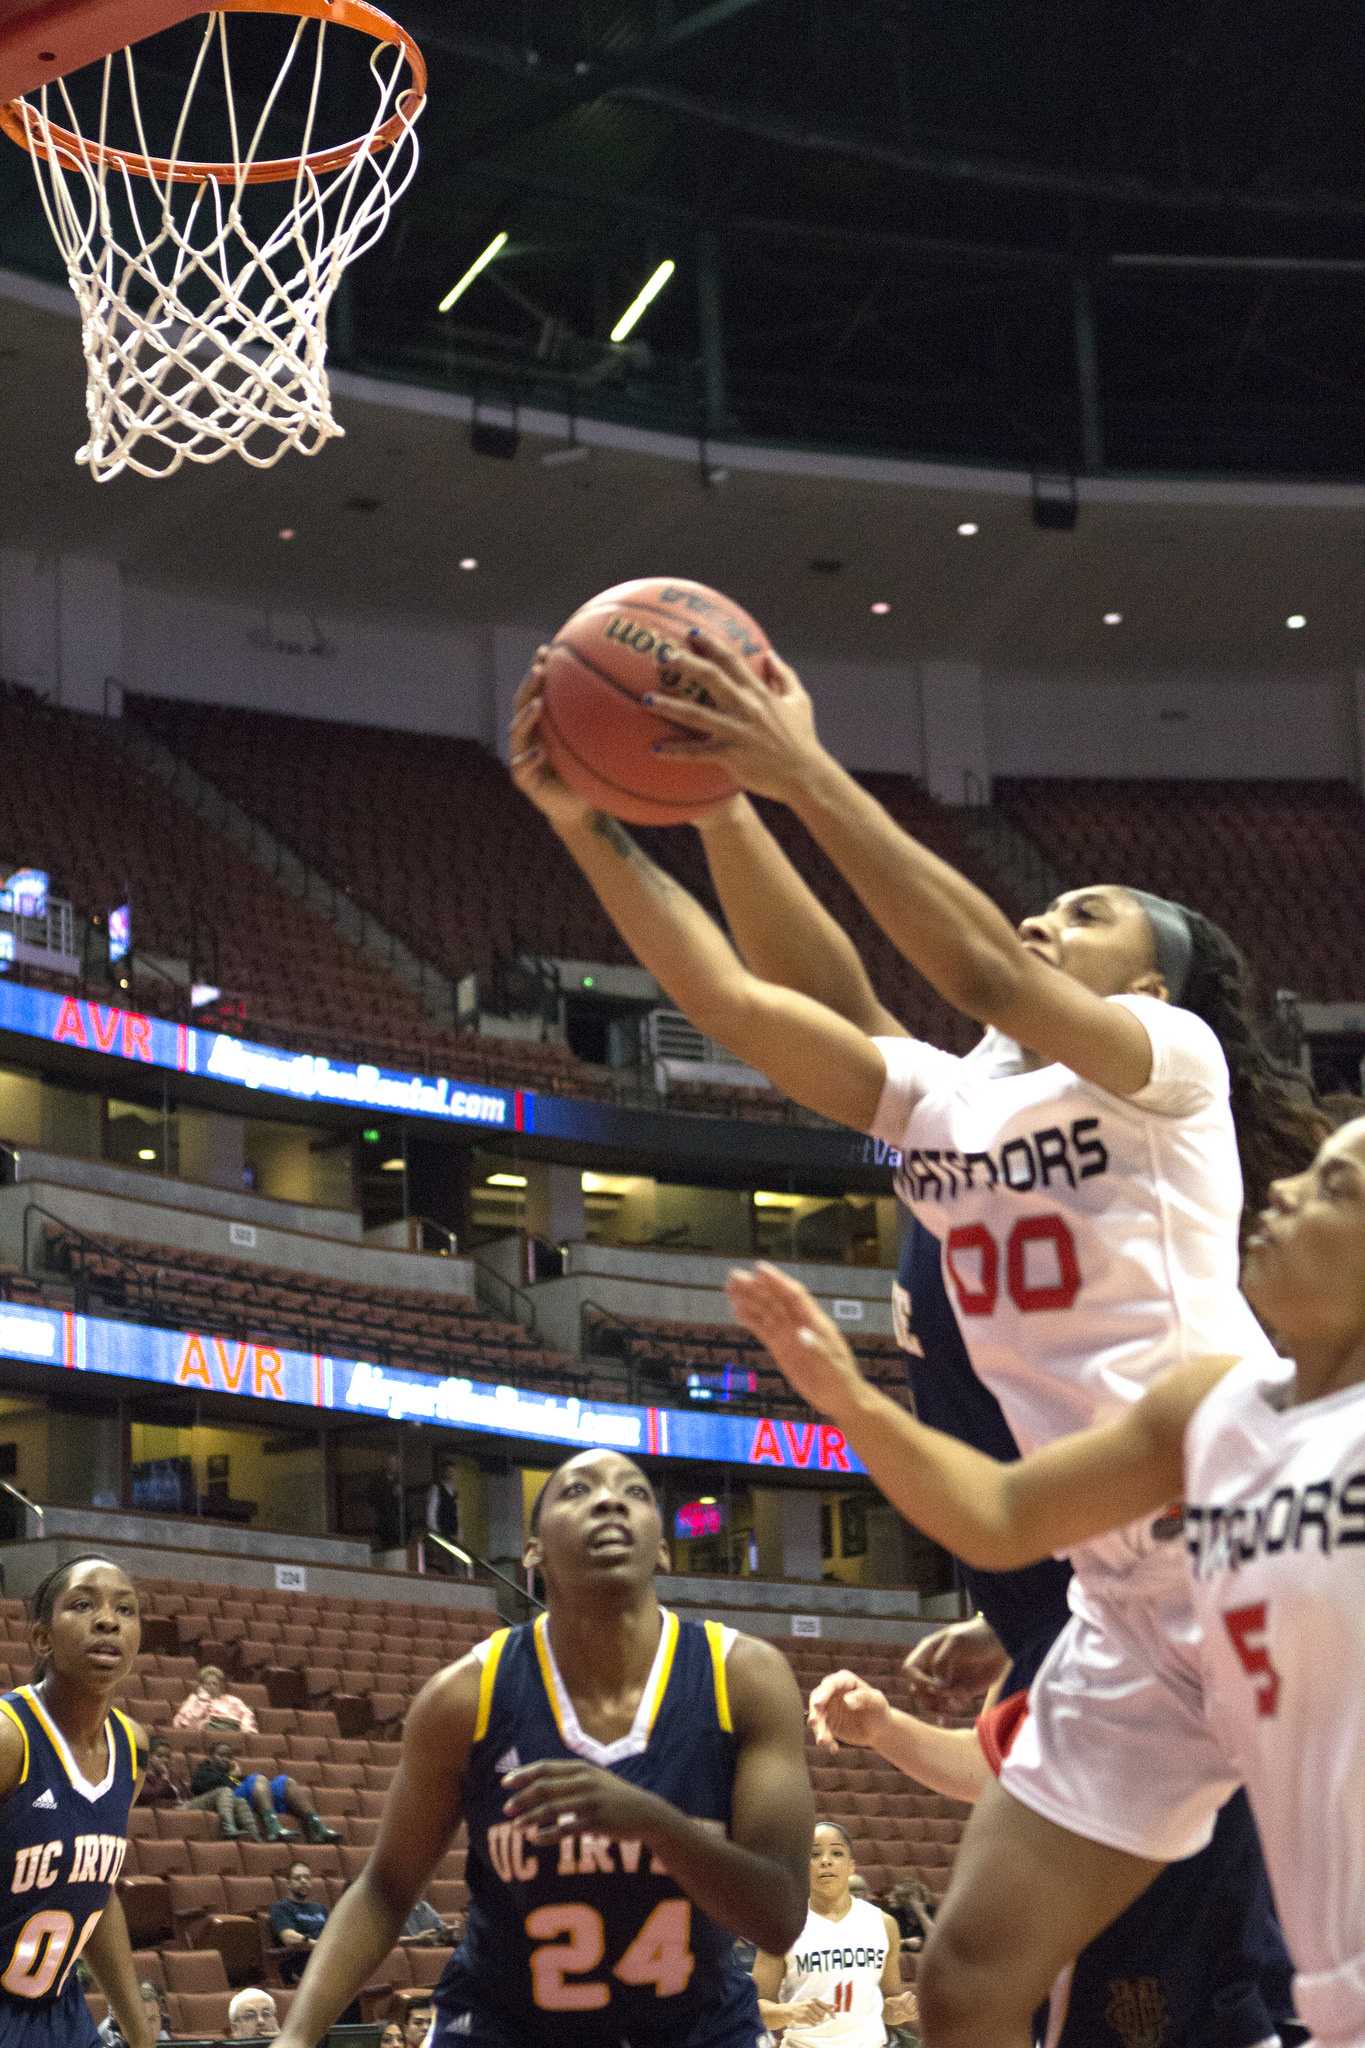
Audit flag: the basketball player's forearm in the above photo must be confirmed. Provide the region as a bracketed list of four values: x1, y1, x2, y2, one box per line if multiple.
[645, 1809, 805, 1955]
[86, 1893, 155, 2048]
[556, 811, 752, 1028]
[698, 797, 892, 1031]
[867, 1705, 990, 1804]
[787, 753, 1027, 1018]
[275, 1877, 407, 2043]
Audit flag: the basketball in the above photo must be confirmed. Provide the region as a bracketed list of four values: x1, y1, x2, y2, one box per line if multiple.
[538, 577, 770, 825]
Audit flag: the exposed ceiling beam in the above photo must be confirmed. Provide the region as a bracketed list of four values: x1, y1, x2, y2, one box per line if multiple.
[417, 0, 773, 172]
[613, 82, 1365, 223]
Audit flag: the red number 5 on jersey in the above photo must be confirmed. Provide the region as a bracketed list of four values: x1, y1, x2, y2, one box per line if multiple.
[1222, 1601, 1280, 1717]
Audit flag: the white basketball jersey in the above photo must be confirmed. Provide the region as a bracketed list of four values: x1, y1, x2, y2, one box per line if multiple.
[871, 995, 1278, 1587]
[778, 1897, 890, 2046]
[1184, 1360, 1365, 2048]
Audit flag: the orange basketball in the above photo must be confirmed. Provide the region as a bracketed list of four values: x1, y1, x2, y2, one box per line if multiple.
[538, 577, 769, 825]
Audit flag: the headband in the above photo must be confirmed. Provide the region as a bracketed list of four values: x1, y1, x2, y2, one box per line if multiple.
[1127, 889, 1194, 1004]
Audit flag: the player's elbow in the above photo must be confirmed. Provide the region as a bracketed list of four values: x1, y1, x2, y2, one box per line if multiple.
[751, 1871, 808, 1957]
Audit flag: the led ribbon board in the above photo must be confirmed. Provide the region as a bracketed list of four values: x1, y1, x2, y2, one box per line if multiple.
[0, 1302, 864, 1475]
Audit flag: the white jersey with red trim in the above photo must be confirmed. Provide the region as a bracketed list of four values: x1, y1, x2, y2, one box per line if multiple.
[870, 994, 1278, 1588]
[777, 1897, 890, 2046]
[1184, 1359, 1365, 2048]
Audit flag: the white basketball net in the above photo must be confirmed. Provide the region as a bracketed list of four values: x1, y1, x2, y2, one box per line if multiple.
[8, 10, 424, 481]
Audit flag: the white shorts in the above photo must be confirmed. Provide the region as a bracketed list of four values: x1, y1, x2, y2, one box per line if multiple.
[999, 1572, 1240, 1864]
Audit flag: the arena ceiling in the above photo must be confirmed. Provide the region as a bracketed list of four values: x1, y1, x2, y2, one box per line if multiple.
[2, 0, 1365, 481]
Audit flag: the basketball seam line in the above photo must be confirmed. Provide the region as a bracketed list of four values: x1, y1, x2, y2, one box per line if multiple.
[539, 692, 726, 822]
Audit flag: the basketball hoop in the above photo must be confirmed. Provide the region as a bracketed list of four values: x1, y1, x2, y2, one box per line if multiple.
[0, 0, 427, 481]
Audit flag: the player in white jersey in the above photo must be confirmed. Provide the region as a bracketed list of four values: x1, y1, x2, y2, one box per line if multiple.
[727, 1106, 1365, 2048]
[752, 1822, 916, 2045]
[510, 635, 1320, 2048]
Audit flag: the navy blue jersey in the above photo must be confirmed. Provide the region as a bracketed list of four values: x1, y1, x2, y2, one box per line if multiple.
[897, 1214, 1072, 1684]
[435, 1610, 763, 2048]
[0, 1686, 137, 2048]
[897, 1211, 1299, 2047]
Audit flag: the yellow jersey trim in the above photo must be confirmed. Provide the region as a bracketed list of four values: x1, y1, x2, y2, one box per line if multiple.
[111, 1708, 140, 1777]
[703, 1620, 733, 1734]
[0, 1698, 29, 1786]
[474, 1630, 510, 1742]
[639, 1608, 680, 1736]
[21, 1687, 117, 1801]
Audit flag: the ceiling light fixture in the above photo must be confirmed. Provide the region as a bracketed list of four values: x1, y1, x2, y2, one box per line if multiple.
[379, 1157, 405, 1172]
[1285, 613, 1307, 630]
[439, 230, 508, 314]
[137, 1148, 157, 1162]
[956, 521, 979, 536]
[459, 557, 478, 571]
[870, 601, 891, 615]
[278, 527, 296, 542]
[610, 259, 676, 343]
[486, 1172, 527, 1189]
[1103, 611, 1123, 625]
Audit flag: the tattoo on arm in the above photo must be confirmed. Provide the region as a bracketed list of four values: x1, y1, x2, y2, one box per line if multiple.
[588, 812, 682, 901]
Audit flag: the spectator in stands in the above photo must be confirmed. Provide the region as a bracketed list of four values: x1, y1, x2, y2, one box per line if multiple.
[423, 1458, 460, 1572]
[187, 1737, 259, 1838]
[228, 1989, 279, 2039]
[400, 1896, 459, 1946]
[191, 1737, 340, 1844]
[271, 1860, 330, 1982]
[172, 1662, 258, 1736]
[887, 1878, 937, 1945]
[401, 2001, 435, 2048]
[378, 2025, 403, 2048]
[97, 1978, 169, 2046]
[138, 1734, 187, 1807]
[371, 1451, 408, 1554]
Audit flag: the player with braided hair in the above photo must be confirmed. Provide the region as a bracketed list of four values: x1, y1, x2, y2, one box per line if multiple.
[512, 636, 1325, 2048]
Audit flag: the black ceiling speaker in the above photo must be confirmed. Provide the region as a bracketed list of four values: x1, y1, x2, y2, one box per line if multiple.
[1031, 472, 1079, 531]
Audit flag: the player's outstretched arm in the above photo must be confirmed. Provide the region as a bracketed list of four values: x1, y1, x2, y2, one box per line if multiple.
[274, 1661, 477, 2048]
[697, 795, 907, 1037]
[509, 679, 888, 1133]
[85, 1892, 157, 2048]
[728, 1262, 1230, 1568]
[652, 634, 1163, 1098]
[502, 1634, 812, 1956]
[807, 1670, 990, 1807]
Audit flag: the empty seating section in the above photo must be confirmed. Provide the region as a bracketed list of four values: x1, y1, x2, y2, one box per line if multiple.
[996, 778, 1365, 1002]
[0, 1577, 964, 2029]
[0, 688, 453, 1058]
[586, 1307, 910, 1412]
[42, 1224, 589, 1392]
[129, 695, 1002, 1051]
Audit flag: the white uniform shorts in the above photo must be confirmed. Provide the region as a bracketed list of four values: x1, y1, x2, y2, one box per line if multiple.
[999, 1568, 1241, 1865]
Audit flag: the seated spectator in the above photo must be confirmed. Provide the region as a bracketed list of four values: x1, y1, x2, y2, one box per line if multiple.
[191, 1738, 340, 1845]
[138, 1735, 187, 1808]
[172, 1663, 259, 1736]
[270, 1859, 330, 1982]
[189, 1738, 274, 1841]
[97, 1979, 169, 2046]
[379, 2025, 403, 2048]
[400, 1896, 460, 1946]
[228, 1988, 279, 2040]
[402, 2000, 435, 2048]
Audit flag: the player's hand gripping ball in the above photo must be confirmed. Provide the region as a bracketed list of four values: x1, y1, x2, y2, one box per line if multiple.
[536, 577, 770, 825]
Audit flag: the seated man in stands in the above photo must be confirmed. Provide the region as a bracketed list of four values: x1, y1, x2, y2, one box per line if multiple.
[96, 1977, 169, 2047]
[138, 1735, 187, 1808]
[228, 1988, 280, 2040]
[270, 1860, 330, 1983]
[400, 2001, 434, 2048]
[172, 1663, 259, 1736]
[191, 1737, 340, 1845]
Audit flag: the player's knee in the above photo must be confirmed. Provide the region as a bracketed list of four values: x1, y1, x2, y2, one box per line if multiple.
[917, 1917, 1022, 2048]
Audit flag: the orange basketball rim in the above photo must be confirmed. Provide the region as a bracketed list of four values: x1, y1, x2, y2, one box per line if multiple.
[0, 0, 427, 182]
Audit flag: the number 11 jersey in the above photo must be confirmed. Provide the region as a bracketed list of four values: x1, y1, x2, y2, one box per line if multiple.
[870, 994, 1277, 1590]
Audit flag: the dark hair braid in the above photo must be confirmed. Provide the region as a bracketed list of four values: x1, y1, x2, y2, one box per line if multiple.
[1177, 907, 1328, 1241]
